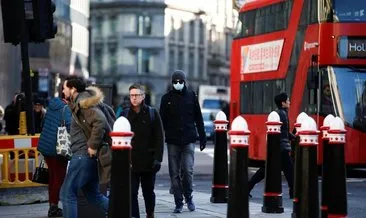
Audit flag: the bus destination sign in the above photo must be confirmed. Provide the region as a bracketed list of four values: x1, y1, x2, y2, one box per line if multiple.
[338, 37, 366, 58]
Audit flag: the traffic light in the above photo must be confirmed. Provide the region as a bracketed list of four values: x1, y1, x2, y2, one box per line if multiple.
[30, 0, 57, 42]
[1, 0, 23, 45]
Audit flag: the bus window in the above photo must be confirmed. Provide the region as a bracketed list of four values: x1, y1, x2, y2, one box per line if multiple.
[328, 67, 366, 132]
[333, 0, 366, 22]
[236, 0, 293, 39]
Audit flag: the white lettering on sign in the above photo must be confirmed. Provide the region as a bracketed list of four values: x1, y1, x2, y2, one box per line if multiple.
[304, 41, 319, 51]
[240, 39, 284, 74]
[349, 43, 366, 52]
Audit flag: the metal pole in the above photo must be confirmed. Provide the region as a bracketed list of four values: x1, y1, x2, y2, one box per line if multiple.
[210, 115, 229, 203]
[19, 0, 35, 135]
[262, 120, 284, 213]
[227, 116, 250, 218]
[109, 131, 133, 218]
[327, 118, 347, 218]
[320, 124, 331, 218]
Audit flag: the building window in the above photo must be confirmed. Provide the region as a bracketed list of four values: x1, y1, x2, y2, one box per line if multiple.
[95, 47, 102, 74]
[188, 49, 194, 76]
[189, 20, 195, 44]
[170, 17, 175, 41]
[137, 49, 152, 74]
[137, 15, 152, 36]
[168, 48, 175, 73]
[177, 48, 184, 70]
[178, 20, 184, 42]
[225, 32, 232, 60]
[110, 15, 117, 34]
[199, 20, 205, 45]
[109, 44, 117, 74]
[96, 16, 102, 36]
[198, 51, 204, 78]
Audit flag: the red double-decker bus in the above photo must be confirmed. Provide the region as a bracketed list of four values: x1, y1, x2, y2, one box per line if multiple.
[230, 0, 366, 165]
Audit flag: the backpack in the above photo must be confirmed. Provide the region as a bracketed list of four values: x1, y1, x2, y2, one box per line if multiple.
[97, 102, 117, 145]
[121, 106, 155, 122]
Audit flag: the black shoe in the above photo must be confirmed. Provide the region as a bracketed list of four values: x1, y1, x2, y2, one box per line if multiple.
[48, 207, 63, 217]
[289, 189, 294, 199]
[186, 198, 195, 212]
[173, 204, 183, 213]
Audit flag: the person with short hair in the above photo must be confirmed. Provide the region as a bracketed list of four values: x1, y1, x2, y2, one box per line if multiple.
[60, 76, 109, 217]
[248, 92, 295, 199]
[121, 84, 164, 218]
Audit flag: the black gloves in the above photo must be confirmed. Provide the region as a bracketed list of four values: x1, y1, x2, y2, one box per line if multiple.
[200, 142, 206, 151]
[152, 160, 161, 173]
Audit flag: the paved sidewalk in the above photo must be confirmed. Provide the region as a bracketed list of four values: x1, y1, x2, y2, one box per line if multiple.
[0, 189, 291, 218]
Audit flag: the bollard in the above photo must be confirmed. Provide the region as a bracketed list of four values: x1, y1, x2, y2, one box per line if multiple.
[296, 116, 319, 218]
[292, 112, 309, 218]
[327, 117, 347, 218]
[211, 111, 229, 203]
[262, 111, 284, 213]
[320, 114, 335, 218]
[108, 117, 134, 218]
[227, 116, 250, 218]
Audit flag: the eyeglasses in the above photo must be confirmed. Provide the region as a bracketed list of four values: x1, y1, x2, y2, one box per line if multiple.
[129, 94, 143, 98]
[173, 80, 184, 84]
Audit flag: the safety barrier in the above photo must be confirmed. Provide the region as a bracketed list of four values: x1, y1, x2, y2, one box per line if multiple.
[0, 135, 45, 188]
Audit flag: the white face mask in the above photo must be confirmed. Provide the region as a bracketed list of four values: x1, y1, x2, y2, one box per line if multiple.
[173, 83, 184, 91]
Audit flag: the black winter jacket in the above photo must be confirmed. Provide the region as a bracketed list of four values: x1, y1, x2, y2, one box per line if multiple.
[124, 104, 164, 172]
[159, 86, 206, 146]
[277, 108, 296, 151]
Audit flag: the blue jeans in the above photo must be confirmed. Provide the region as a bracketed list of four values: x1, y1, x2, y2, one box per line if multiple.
[167, 143, 195, 205]
[60, 155, 109, 218]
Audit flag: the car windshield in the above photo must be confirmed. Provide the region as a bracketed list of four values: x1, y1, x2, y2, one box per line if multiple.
[202, 99, 222, 109]
[333, 0, 366, 22]
[329, 67, 366, 132]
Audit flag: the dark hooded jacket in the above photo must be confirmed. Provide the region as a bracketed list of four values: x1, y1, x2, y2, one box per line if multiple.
[160, 86, 206, 146]
[37, 98, 71, 156]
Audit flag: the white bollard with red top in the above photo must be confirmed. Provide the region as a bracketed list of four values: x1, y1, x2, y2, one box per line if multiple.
[227, 116, 250, 218]
[296, 116, 319, 218]
[108, 116, 134, 218]
[327, 117, 347, 218]
[320, 114, 335, 218]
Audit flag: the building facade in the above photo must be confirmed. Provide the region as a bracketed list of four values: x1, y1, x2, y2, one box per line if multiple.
[90, 0, 236, 107]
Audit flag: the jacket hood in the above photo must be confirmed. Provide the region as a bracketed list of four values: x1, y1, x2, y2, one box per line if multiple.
[47, 98, 67, 111]
[78, 86, 104, 109]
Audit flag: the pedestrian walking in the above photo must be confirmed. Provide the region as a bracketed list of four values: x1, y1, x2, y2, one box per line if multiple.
[248, 92, 295, 198]
[60, 76, 109, 217]
[121, 84, 164, 218]
[33, 97, 46, 133]
[37, 96, 71, 217]
[159, 70, 207, 213]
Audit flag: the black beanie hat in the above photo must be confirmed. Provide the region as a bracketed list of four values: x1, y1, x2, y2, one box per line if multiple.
[274, 92, 288, 108]
[171, 70, 186, 82]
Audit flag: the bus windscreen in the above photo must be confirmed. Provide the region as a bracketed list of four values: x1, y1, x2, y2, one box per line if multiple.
[333, 0, 366, 22]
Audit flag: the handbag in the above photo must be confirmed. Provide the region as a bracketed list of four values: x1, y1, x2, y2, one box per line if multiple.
[32, 160, 49, 184]
[56, 105, 72, 159]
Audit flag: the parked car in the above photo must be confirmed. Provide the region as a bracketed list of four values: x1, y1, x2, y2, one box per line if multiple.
[201, 109, 216, 140]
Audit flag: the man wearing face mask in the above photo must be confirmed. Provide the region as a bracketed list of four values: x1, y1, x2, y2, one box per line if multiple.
[159, 70, 207, 213]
